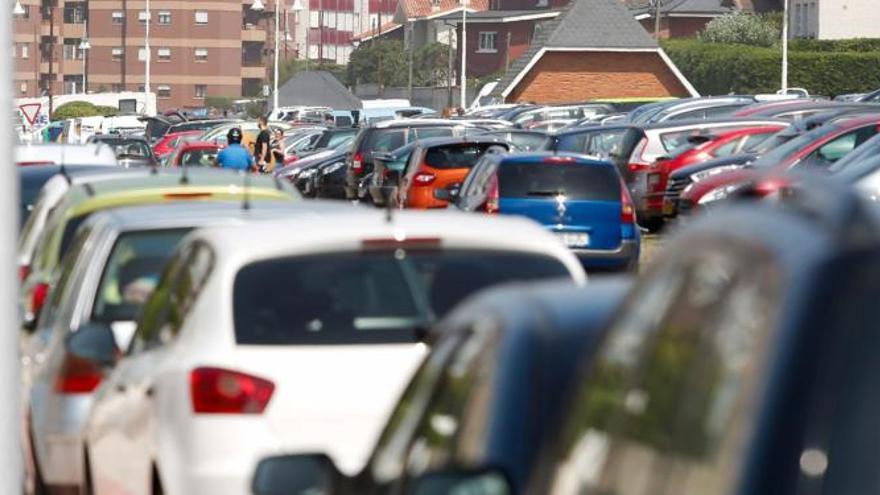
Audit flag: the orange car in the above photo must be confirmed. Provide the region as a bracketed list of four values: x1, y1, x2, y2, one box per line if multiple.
[398, 137, 509, 209]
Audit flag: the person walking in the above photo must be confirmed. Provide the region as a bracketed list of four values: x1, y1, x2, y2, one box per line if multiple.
[254, 116, 272, 172]
[215, 127, 254, 171]
[271, 128, 285, 168]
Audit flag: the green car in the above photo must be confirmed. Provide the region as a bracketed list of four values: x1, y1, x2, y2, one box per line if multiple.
[20, 168, 299, 330]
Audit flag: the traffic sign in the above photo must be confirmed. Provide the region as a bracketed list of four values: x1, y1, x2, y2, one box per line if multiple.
[19, 103, 41, 126]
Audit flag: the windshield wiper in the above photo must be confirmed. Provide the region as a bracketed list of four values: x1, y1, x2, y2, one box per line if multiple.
[526, 190, 565, 197]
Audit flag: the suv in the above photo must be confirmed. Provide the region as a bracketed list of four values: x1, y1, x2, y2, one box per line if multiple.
[344, 119, 479, 200]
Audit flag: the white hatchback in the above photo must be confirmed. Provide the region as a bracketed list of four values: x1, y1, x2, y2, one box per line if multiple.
[80, 210, 585, 495]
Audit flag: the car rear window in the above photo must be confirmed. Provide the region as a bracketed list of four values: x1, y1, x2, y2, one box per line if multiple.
[179, 149, 218, 167]
[232, 250, 572, 345]
[499, 162, 621, 201]
[423, 143, 500, 170]
[92, 229, 190, 322]
[364, 129, 407, 155]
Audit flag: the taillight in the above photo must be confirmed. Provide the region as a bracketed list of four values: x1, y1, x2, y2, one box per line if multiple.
[486, 178, 500, 214]
[31, 282, 49, 316]
[413, 172, 436, 185]
[352, 152, 363, 173]
[190, 367, 275, 414]
[543, 156, 576, 164]
[55, 353, 104, 394]
[621, 183, 635, 224]
[18, 265, 30, 284]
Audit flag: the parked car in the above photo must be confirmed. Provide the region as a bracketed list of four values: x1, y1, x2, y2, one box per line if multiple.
[509, 104, 615, 128]
[18, 165, 122, 229]
[251, 277, 631, 495]
[550, 125, 636, 161]
[482, 129, 551, 151]
[368, 142, 420, 206]
[450, 152, 639, 272]
[677, 113, 880, 214]
[277, 142, 352, 197]
[19, 169, 298, 332]
[631, 96, 757, 124]
[87, 135, 160, 168]
[344, 119, 479, 201]
[152, 130, 204, 162]
[15, 144, 118, 167]
[166, 141, 223, 168]
[397, 137, 509, 209]
[77, 209, 586, 495]
[24, 201, 332, 495]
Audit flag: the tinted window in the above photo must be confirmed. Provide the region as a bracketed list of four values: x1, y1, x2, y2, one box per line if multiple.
[179, 148, 218, 167]
[103, 140, 151, 158]
[556, 130, 627, 158]
[60, 214, 89, 261]
[233, 250, 571, 345]
[92, 229, 189, 322]
[365, 129, 407, 154]
[414, 127, 455, 140]
[498, 162, 620, 201]
[423, 143, 501, 170]
[20, 170, 55, 226]
[548, 247, 781, 495]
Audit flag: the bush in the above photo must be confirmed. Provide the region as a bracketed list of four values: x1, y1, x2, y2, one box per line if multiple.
[699, 12, 781, 48]
[662, 39, 880, 97]
[52, 101, 116, 120]
[789, 38, 880, 52]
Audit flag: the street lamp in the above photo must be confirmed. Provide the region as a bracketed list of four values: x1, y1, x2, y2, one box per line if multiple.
[79, 27, 90, 94]
[781, 0, 789, 93]
[144, 0, 150, 109]
[460, 0, 467, 109]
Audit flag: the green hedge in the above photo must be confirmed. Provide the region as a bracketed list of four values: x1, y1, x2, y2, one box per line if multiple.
[789, 38, 880, 52]
[662, 39, 880, 97]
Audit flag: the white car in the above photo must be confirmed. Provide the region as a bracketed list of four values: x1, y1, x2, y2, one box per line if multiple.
[80, 210, 586, 495]
[16, 143, 118, 167]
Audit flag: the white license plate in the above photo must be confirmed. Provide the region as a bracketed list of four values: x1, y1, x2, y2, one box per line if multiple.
[556, 232, 589, 248]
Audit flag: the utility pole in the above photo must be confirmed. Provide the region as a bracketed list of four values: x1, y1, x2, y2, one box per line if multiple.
[446, 22, 453, 109]
[504, 31, 510, 71]
[48, 1, 55, 117]
[407, 21, 413, 101]
[781, 0, 789, 93]
[653, 0, 661, 39]
[273, 0, 280, 111]
[144, 0, 150, 105]
[459, 0, 467, 109]
[122, 0, 127, 87]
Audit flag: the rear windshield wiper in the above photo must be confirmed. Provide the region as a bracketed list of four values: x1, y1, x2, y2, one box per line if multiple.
[526, 190, 565, 197]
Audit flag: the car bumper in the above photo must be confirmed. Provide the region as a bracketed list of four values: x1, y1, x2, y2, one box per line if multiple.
[571, 240, 639, 272]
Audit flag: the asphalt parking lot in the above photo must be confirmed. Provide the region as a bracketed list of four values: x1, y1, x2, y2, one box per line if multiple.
[640, 233, 664, 267]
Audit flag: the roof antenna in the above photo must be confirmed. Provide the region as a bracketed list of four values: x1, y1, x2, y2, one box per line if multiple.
[242, 170, 252, 211]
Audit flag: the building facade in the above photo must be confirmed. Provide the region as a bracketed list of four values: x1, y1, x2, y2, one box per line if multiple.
[790, 0, 880, 39]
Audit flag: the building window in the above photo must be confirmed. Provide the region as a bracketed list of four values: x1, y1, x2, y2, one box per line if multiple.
[194, 48, 208, 62]
[112, 11, 123, 24]
[157, 85, 172, 98]
[194, 11, 208, 25]
[63, 2, 86, 23]
[478, 32, 497, 52]
[112, 47, 124, 61]
[20, 82, 27, 94]
[63, 39, 84, 60]
[158, 10, 171, 24]
[157, 47, 171, 61]
[21, 43, 28, 58]
[194, 84, 207, 99]
[138, 10, 149, 23]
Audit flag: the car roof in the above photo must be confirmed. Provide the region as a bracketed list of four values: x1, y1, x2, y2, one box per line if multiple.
[411, 135, 509, 149]
[496, 151, 613, 166]
[553, 124, 637, 137]
[642, 117, 789, 132]
[189, 209, 586, 280]
[369, 118, 474, 129]
[178, 141, 222, 149]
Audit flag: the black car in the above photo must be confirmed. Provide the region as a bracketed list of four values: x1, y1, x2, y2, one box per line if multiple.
[86, 135, 159, 168]
[549, 125, 636, 161]
[481, 129, 551, 152]
[250, 277, 630, 495]
[344, 120, 479, 201]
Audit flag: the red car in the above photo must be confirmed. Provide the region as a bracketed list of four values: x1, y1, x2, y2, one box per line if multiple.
[152, 130, 203, 161]
[167, 141, 223, 168]
[641, 125, 788, 221]
[678, 114, 880, 214]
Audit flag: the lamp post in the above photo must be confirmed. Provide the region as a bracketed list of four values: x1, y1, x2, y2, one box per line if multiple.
[273, 0, 281, 111]
[781, 0, 789, 93]
[144, 0, 150, 107]
[460, 0, 467, 109]
[79, 18, 90, 94]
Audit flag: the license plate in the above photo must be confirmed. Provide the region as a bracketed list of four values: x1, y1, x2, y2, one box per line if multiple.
[663, 200, 675, 215]
[556, 232, 589, 248]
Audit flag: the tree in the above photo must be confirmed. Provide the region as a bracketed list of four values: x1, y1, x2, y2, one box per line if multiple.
[52, 101, 117, 120]
[348, 39, 409, 88]
[414, 42, 451, 87]
[699, 12, 781, 48]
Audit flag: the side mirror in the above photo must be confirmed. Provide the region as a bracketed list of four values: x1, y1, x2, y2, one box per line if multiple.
[407, 467, 513, 495]
[65, 322, 118, 368]
[252, 453, 342, 495]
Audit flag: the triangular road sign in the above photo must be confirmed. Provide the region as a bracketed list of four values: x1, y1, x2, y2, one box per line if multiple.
[19, 103, 41, 126]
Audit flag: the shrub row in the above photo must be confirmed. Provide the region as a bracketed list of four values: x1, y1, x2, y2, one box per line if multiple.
[662, 39, 880, 97]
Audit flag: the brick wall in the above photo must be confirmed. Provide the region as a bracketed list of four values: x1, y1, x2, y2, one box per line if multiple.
[507, 50, 691, 103]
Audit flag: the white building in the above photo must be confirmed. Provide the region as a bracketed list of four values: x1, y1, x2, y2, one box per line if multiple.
[790, 0, 880, 40]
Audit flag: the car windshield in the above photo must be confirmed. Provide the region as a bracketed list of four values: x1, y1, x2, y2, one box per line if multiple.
[555, 129, 628, 158]
[423, 143, 502, 170]
[489, 132, 549, 151]
[108, 141, 151, 158]
[315, 129, 357, 149]
[179, 149, 219, 167]
[232, 250, 572, 345]
[499, 162, 621, 201]
[364, 129, 408, 156]
[92, 229, 190, 322]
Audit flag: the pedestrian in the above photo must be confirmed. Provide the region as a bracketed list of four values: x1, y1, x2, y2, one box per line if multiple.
[271, 128, 285, 169]
[253, 116, 272, 172]
[215, 127, 254, 171]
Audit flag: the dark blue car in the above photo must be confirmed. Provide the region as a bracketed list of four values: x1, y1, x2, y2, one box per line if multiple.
[447, 152, 639, 272]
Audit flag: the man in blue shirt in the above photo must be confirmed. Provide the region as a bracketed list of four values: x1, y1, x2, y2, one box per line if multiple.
[216, 127, 254, 171]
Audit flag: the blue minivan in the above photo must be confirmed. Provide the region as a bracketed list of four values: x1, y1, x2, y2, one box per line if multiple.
[445, 151, 640, 271]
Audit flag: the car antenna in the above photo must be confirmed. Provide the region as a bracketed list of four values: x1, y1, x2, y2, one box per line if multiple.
[242, 170, 251, 211]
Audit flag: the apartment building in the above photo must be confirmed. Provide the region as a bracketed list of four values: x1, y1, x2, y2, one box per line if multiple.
[790, 0, 880, 39]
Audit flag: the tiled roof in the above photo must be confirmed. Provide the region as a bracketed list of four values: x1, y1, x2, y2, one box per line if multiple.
[400, 0, 488, 18]
[277, 71, 361, 109]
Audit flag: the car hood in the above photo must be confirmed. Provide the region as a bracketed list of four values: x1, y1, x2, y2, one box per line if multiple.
[670, 153, 757, 180]
[680, 168, 759, 200]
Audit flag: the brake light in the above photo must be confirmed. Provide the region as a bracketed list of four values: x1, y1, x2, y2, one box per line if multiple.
[55, 353, 104, 394]
[18, 265, 30, 284]
[621, 183, 635, 224]
[190, 367, 275, 414]
[17, 161, 55, 167]
[362, 237, 442, 250]
[163, 192, 214, 200]
[486, 177, 500, 214]
[352, 152, 364, 173]
[543, 156, 576, 164]
[31, 282, 49, 316]
[413, 172, 436, 185]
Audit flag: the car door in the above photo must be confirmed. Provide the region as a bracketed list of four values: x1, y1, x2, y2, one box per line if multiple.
[87, 247, 192, 495]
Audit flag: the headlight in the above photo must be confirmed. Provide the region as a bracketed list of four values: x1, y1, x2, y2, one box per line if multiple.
[698, 184, 741, 205]
[322, 162, 345, 175]
[691, 164, 744, 183]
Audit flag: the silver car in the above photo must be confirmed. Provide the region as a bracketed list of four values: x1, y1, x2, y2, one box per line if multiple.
[23, 199, 352, 495]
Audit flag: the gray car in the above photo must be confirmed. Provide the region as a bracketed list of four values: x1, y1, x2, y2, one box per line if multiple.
[22, 199, 353, 495]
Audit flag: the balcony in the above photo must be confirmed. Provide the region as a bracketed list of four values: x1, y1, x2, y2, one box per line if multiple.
[241, 26, 266, 42]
